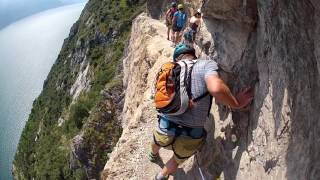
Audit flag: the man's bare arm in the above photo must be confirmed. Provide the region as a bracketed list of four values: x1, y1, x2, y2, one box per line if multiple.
[205, 75, 253, 109]
[165, 9, 170, 18]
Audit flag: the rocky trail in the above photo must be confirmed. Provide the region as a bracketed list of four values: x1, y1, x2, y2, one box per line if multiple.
[101, 12, 223, 180]
[101, 14, 186, 180]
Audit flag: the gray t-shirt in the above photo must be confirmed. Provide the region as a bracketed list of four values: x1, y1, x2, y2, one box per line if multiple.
[161, 59, 219, 128]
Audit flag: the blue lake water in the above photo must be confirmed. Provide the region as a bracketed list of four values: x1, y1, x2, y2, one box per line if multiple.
[0, 3, 84, 179]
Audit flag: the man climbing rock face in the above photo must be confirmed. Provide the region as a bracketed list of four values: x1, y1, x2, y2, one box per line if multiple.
[150, 44, 254, 180]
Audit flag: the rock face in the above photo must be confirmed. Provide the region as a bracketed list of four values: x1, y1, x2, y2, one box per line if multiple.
[70, 81, 123, 178]
[182, 0, 320, 179]
[146, 0, 168, 19]
[103, 0, 320, 180]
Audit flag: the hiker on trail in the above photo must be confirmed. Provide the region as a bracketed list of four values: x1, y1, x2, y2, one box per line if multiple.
[172, 4, 187, 47]
[149, 44, 254, 180]
[165, 2, 177, 41]
[183, 9, 202, 47]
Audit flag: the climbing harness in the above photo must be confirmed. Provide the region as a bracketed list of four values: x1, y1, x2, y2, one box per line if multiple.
[153, 116, 207, 160]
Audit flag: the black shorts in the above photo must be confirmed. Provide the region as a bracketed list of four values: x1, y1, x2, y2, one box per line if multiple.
[172, 26, 183, 32]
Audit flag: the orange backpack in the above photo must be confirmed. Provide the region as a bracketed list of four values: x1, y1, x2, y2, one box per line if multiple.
[154, 62, 176, 109]
[154, 60, 201, 115]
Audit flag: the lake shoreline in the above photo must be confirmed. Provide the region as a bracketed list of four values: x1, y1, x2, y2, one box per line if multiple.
[0, 4, 84, 179]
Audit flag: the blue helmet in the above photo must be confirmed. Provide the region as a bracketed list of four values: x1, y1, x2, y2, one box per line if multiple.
[173, 43, 196, 62]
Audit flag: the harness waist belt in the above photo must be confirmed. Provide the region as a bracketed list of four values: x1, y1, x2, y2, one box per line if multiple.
[158, 115, 205, 139]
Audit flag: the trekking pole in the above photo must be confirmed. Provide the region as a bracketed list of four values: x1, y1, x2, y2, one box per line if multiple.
[195, 152, 206, 180]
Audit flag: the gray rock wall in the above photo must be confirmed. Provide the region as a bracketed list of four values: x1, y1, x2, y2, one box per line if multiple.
[146, 0, 170, 19]
[182, 0, 320, 179]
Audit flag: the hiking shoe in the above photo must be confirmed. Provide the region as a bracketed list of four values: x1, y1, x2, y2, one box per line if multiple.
[154, 173, 169, 180]
[148, 152, 161, 163]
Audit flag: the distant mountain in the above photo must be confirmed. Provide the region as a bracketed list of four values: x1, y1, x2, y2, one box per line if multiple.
[0, 0, 86, 29]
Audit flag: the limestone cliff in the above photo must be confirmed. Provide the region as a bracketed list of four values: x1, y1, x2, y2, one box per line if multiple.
[191, 0, 320, 179]
[102, 0, 320, 180]
[102, 14, 175, 179]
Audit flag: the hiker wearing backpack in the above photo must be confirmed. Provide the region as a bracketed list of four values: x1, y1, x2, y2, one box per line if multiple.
[183, 9, 202, 47]
[165, 2, 177, 41]
[172, 4, 187, 47]
[149, 44, 254, 180]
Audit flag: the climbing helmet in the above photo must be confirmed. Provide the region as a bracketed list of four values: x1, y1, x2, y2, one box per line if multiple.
[173, 43, 196, 62]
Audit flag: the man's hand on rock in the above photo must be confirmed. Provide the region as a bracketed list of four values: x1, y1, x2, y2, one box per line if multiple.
[235, 87, 254, 110]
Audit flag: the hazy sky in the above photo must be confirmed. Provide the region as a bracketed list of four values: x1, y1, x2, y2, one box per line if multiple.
[0, 0, 86, 29]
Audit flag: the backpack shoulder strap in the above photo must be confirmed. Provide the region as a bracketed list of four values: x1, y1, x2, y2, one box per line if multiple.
[184, 59, 210, 103]
[181, 60, 197, 100]
[167, 60, 190, 115]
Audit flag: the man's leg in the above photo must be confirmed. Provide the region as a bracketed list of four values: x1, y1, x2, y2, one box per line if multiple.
[171, 31, 177, 46]
[160, 156, 179, 176]
[155, 156, 179, 179]
[155, 133, 205, 179]
[152, 141, 161, 155]
[174, 32, 179, 45]
[167, 27, 170, 40]
[177, 31, 183, 43]
[149, 141, 163, 164]
[171, 30, 175, 42]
